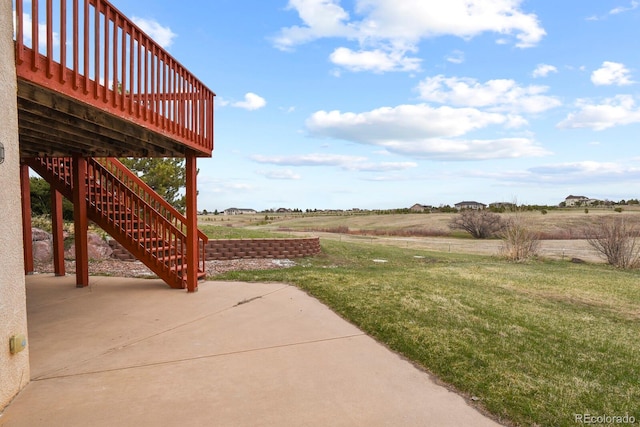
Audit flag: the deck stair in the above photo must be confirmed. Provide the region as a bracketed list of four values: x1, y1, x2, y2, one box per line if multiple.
[26, 156, 207, 288]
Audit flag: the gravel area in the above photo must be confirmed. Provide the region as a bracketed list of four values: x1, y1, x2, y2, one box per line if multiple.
[33, 258, 297, 279]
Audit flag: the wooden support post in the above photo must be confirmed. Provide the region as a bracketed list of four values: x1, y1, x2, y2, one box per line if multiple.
[185, 151, 198, 293]
[72, 155, 89, 287]
[20, 163, 34, 274]
[51, 188, 66, 276]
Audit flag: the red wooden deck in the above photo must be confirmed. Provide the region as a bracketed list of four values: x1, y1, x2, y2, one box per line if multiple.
[14, 0, 215, 292]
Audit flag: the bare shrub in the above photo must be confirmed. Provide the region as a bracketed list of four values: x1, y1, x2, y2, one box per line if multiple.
[449, 210, 505, 239]
[586, 218, 640, 268]
[500, 217, 540, 261]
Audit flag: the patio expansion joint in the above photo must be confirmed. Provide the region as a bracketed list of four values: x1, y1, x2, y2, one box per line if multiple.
[31, 332, 367, 382]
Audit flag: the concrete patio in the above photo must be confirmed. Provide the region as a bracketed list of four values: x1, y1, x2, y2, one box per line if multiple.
[0, 275, 501, 426]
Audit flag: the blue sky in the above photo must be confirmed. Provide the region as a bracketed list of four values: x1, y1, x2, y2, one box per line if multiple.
[112, 0, 640, 211]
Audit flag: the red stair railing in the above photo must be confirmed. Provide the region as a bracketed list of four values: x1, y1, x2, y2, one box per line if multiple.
[95, 157, 208, 274]
[26, 156, 208, 288]
[14, 0, 214, 155]
[97, 158, 206, 240]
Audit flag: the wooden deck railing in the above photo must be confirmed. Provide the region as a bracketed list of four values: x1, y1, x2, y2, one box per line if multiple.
[13, 0, 214, 155]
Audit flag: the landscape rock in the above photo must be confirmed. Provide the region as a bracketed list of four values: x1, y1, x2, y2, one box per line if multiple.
[34, 257, 296, 278]
[65, 232, 113, 260]
[31, 228, 52, 262]
[33, 240, 53, 262]
[32, 227, 51, 242]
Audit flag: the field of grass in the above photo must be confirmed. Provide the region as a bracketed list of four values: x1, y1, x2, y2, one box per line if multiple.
[198, 224, 289, 239]
[199, 209, 640, 263]
[200, 207, 640, 237]
[215, 240, 640, 427]
[247, 208, 640, 238]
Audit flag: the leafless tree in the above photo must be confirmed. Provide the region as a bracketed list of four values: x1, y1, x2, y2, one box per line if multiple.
[499, 215, 540, 261]
[586, 217, 640, 268]
[449, 210, 505, 239]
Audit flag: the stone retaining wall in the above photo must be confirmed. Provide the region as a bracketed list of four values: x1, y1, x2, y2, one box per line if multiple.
[109, 237, 321, 261]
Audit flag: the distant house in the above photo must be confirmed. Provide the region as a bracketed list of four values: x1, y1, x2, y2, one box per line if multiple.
[223, 208, 257, 215]
[276, 208, 292, 213]
[410, 203, 432, 212]
[454, 201, 486, 210]
[563, 195, 590, 207]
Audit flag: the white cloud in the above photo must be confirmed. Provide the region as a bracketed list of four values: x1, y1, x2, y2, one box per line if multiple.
[226, 183, 254, 191]
[200, 180, 256, 195]
[307, 104, 507, 140]
[14, 12, 60, 50]
[416, 75, 561, 114]
[329, 47, 421, 73]
[251, 153, 367, 167]
[274, 0, 356, 50]
[498, 161, 640, 185]
[374, 137, 549, 160]
[250, 153, 417, 172]
[216, 97, 230, 107]
[132, 17, 177, 49]
[446, 50, 465, 64]
[276, 0, 545, 48]
[610, 1, 639, 15]
[467, 160, 640, 188]
[274, 0, 545, 73]
[256, 169, 302, 180]
[557, 95, 640, 130]
[591, 61, 633, 86]
[232, 93, 267, 110]
[305, 104, 549, 160]
[529, 161, 622, 175]
[532, 64, 558, 78]
[362, 174, 411, 182]
[355, 0, 545, 47]
[504, 115, 529, 128]
[344, 161, 417, 171]
[586, 1, 638, 20]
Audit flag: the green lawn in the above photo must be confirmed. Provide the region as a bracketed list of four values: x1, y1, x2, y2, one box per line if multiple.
[198, 224, 287, 239]
[215, 240, 640, 427]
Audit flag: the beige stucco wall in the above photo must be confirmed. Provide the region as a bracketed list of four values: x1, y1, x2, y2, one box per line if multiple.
[0, 0, 30, 411]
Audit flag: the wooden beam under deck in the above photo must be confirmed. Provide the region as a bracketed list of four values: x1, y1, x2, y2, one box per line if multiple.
[20, 164, 33, 274]
[72, 155, 89, 287]
[185, 151, 198, 293]
[51, 189, 66, 277]
[18, 107, 150, 157]
[17, 79, 208, 159]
